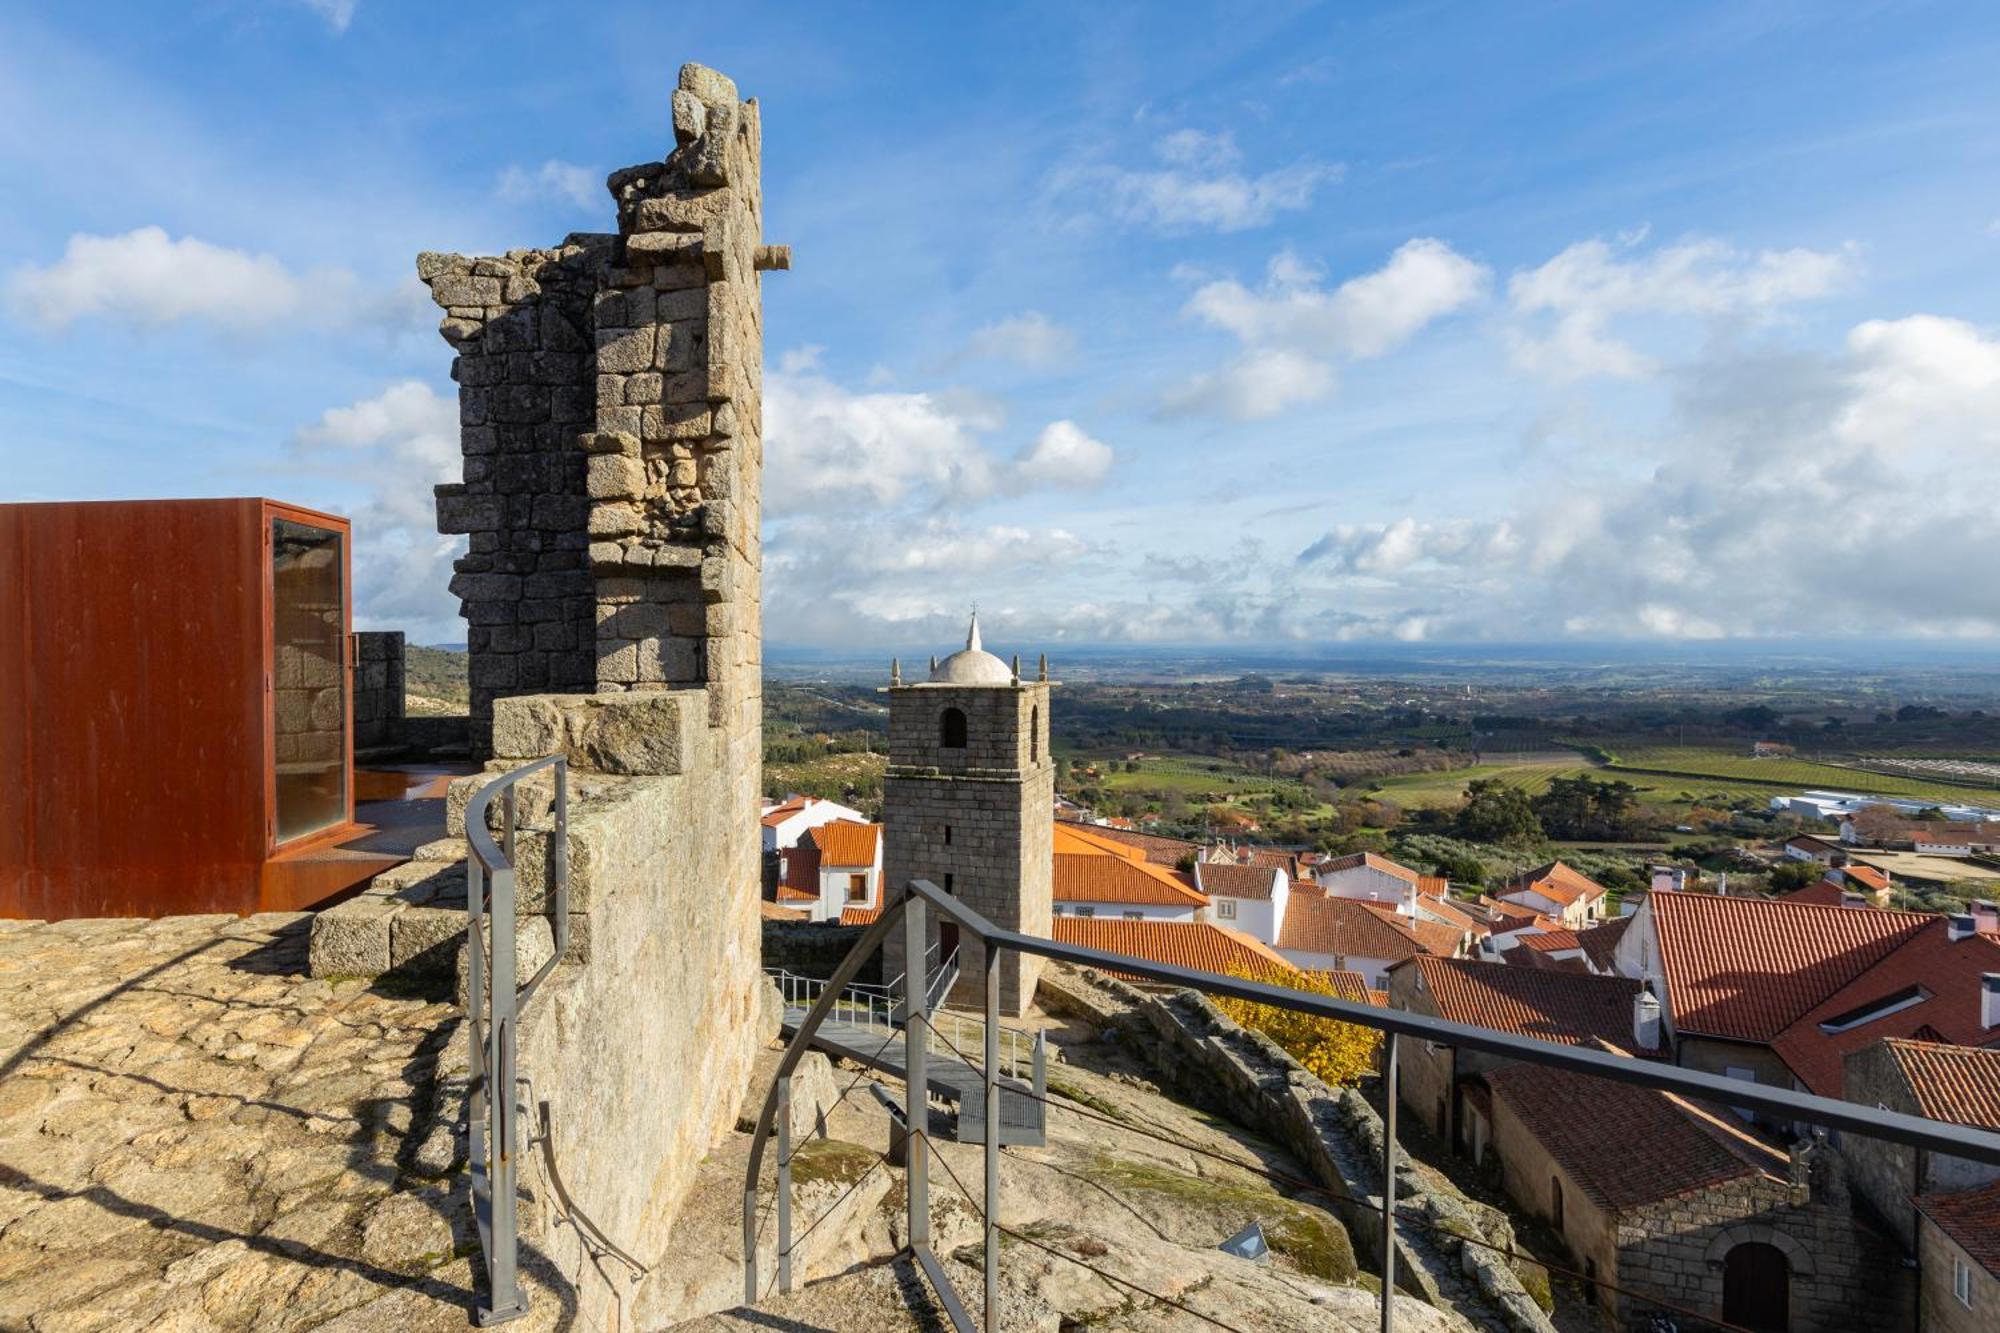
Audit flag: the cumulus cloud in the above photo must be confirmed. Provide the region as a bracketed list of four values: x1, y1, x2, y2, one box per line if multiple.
[497, 159, 602, 213]
[764, 363, 1117, 513]
[1015, 420, 1113, 489]
[1053, 129, 1338, 233]
[287, 380, 464, 638]
[961, 311, 1077, 368]
[5, 226, 418, 334]
[1163, 240, 1488, 418]
[1287, 312, 2000, 639]
[1505, 234, 1851, 381]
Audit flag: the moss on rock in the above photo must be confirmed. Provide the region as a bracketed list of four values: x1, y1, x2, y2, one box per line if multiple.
[788, 1139, 880, 1189]
[1083, 1156, 1357, 1284]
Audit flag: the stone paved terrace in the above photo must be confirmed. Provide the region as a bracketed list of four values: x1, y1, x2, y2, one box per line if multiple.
[0, 912, 541, 1333]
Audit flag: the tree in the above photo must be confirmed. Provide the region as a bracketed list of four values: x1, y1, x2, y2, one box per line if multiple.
[1532, 775, 1646, 841]
[1768, 860, 1823, 893]
[1428, 849, 1489, 886]
[1217, 965, 1381, 1087]
[1455, 779, 1543, 846]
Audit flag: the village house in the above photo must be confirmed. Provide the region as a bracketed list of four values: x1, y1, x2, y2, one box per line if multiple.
[1050, 820, 1208, 921]
[1841, 1040, 2000, 1252]
[1049, 915, 1298, 986]
[1494, 860, 1611, 928]
[1274, 895, 1466, 988]
[1192, 859, 1289, 938]
[1313, 850, 1429, 911]
[1385, 955, 1662, 1153]
[1841, 806, 2000, 854]
[774, 818, 883, 923]
[1915, 1181, 2000, 1333]
[761, 793, 869, 854]
[1783, 833, 1848, 865]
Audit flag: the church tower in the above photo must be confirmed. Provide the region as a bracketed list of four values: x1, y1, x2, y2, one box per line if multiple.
[882, 614, 1054, 1017]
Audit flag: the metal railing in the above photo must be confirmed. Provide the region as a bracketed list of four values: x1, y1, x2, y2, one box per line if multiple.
[745, 877, 2000, 1333]
[465, 755, 569, 1327]
[763, 963, 1036, 1079]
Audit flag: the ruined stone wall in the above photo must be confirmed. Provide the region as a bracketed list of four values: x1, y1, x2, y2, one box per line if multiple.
[421, 62, 777, 756]
[352, 630, 405, 752]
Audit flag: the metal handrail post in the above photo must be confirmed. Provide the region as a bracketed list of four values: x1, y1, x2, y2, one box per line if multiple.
[482, 805, 526, 1323]
[905, 892, 930, 1253]
[776, 1076, 793, 1295]
[1380, 1031, 1398, 1333]
[982, 942, 1000, 1333]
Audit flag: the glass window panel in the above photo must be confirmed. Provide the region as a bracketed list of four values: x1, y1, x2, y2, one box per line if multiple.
[271, 518, 347, 843]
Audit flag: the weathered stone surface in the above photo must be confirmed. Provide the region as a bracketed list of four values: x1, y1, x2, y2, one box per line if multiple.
[307, 894, 398, 975]
[671, 88, 708, 145]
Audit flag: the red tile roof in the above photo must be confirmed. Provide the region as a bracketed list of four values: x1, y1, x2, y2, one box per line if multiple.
[1486, 1059, 1782, 1210]
[1404, 956, 1661, 1052]
[1053, 822, 1208, 907]
[1316, 851, 1422, 886]
[1286, 898, 1450, 963]
[839, 905, 882, 927]
[1072, 824, 1199, 866]
[1415, 893, 1487, 937]
[1198, 862, 1286, 901]
[1839, 864, 1891, 893]
[1053, 917, 1295, 982]
[760, 900, 808, 920]
[1498, 861, 1608, 910]
[1516, 929, 1583, 954]
[1574, 916, 1632, 973]
[1776, 880, 1849, 907]
[1305, 969, 1375, 1005]
[809, 819, 881, 867]
[760, 797, 813, 828]
[1650, 889, 1928, 1042]
[1916, 1180, 2000, 1278]
[1874, 1037, 2000, 1128]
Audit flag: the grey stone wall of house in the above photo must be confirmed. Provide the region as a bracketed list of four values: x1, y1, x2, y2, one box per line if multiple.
[1039, 966, 1556, 1333]
[422, 60, 780, 755]
[1919, 1213, 2000, 1333]
[1842, 1041, 2000, 1260]
[881, 680, 1053, 1015]
[352, 630, 405, 751]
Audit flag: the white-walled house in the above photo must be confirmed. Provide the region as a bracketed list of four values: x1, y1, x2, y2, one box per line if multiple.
[762, 794, 870, 854]
[1494, 861, 1610, 929]
[777, 819, 883, 923]
[1314, 851, 1423, 912]
[1195, 861, 1290, 943]
[1051, 822, 1208, 922]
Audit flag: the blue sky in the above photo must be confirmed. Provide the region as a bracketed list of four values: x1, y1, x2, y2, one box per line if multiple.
[4, 2, 1999, 649]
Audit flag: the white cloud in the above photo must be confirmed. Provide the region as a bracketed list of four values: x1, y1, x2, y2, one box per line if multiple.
[1506, 235, 1851, 381]
[962, 311, 1077, 368]
[287, 380, 464, 637]
[299, 0, 357, 33]
[1015, 420, 1113, 489]
[5, 226, 417, 334]
[1055, 130, 1338, 233]
[1163, 240, 1488, 419]
[1287, 311, 2000, 639]
[497, 159, 602, 213]
[764, 363, 1118, 513]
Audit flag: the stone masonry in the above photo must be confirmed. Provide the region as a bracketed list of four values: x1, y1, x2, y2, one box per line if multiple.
[422, 61, 785, 754]
[352, 630, 406, 752]
[881, 674, 1054, 1016]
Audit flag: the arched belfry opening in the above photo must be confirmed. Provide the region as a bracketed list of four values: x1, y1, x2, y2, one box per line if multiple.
[940, 707, 968, 749]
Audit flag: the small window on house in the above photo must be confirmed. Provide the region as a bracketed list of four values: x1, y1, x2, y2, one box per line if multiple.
[943, 824, 952, 845]
[944, 872, 955, 896]
[1956, 1255, 1974, 1308]
[1216, 899, 1237, 919]
[1123, 910, 1142, 920]
[1550, 1178, 1564, 1232]
[1076, 906, 1094, 918]
[940, 707, 968, 749]
[847, 873, 868, 904]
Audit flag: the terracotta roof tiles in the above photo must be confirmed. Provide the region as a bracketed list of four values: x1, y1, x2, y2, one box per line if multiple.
[1405, 956, 1660, 1051]
[809, 820, 881, 867]
[1876, 1037, 2000, 1128]
[1650, 889, 1928, 1042]
[1281, 897, 1455, 963]
[1053, 917, 1295, 982]
[1916, 1180, 2000, 1278]
[1198, 862, 1286, 901]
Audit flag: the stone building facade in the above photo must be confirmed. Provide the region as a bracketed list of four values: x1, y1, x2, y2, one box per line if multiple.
[881, 620, 1053, 1016]
[422, 62, 784, 754]
[351, 629, 405, 751]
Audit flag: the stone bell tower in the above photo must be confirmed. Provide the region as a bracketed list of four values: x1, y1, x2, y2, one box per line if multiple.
[882, 614, 1054, 1017]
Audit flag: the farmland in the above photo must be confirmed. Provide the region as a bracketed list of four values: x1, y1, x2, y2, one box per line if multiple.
[1590, 744, 2000, 807]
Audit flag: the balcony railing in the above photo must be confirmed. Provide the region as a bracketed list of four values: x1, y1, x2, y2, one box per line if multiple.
[744, 878, 2000, 1332]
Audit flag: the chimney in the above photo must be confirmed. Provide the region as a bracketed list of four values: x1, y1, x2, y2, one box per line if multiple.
[1950, 915, 1980, 943]
[1984, 974, 2000, 1032]
[1974, 901, 2000, 936]
[1633, 985, 1663, 1051]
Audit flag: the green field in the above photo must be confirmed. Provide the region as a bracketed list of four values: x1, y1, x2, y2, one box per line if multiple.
[1369, 760, 1597, 809]
[1596, 745, 2000, 806]
[1090, 755, 1292, 798]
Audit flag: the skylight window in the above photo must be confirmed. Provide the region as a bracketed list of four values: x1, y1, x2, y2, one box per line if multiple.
[1817, 984, 1929, 1034]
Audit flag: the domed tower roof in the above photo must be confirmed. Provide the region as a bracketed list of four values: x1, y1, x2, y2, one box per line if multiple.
[929, 612, 1013, 686]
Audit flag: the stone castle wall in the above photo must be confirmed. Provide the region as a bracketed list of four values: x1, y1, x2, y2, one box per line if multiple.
[421, 62, 779, 754]
[352, 629, 405, 751]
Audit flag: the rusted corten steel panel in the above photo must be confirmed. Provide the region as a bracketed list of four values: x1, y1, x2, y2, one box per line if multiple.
[0, 498, 359, 919]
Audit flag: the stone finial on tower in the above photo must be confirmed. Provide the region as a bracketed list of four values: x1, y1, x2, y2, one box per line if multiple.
[1038, 652, 1049, 682]
[890, 657, 902, 686]
[966, 610, 983, 654]
[929, 654, 939, 674]
[1010, 653, 1021, 685]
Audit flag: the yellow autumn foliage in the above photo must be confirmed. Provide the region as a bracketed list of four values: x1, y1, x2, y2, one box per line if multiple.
[1216, 965, 1382, 1087]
